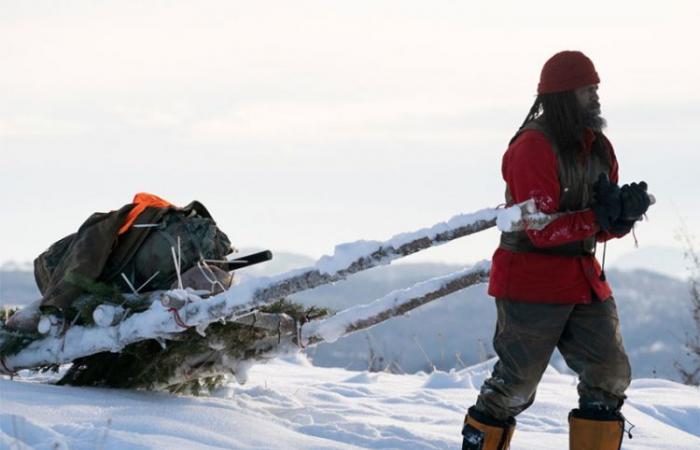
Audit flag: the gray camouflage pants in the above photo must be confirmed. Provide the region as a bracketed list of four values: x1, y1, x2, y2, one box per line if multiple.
[475, 298, 631, 421]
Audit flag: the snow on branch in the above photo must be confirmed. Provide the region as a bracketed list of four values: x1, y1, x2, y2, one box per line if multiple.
[147, 262, 492, 389]
[302, 261, 491, 345]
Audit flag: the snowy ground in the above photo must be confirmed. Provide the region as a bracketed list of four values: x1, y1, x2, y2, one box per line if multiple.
[1, 355, 699, 450]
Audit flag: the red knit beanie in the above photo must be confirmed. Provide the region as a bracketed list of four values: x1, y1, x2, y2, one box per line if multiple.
[537, 51, 600, 94]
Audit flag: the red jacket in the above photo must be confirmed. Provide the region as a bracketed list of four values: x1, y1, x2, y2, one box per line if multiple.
[488, 128, 623, 304]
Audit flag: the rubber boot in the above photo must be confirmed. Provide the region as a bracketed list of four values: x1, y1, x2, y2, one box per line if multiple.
[462, 406, 515, 450]
[569, 408, 624, 450]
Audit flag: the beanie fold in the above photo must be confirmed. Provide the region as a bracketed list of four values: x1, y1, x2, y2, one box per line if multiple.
[538, 51, 599, 94]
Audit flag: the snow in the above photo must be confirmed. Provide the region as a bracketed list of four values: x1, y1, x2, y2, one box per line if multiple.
[496, 204, 523, 232]
[385, 208, 497, 250]
[317, 240, 383, 275]
[313, 203, 531, 277]
[2, 356, 699, 449]
[92, 304, 125, 328]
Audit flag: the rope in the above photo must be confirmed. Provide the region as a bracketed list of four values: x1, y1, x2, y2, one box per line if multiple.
[169, 307, 191, 329]
[622, 413, 636, 439]
[197, 260, 228, 294]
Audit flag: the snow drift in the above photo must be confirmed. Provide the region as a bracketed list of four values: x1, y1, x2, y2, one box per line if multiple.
[1, 356, 699, 449]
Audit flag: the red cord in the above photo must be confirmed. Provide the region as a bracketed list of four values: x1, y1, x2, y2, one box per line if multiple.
[169, 308, 191, 329]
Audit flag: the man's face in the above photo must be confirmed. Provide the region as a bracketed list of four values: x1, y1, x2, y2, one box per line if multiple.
[575, 84, 605, 130]
[574, 84, 600, 115]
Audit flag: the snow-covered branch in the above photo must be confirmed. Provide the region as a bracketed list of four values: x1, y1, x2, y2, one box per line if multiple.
[148, 263, 492, 389]
[3, 201, 535, 372]
[302, 262, 491, 346]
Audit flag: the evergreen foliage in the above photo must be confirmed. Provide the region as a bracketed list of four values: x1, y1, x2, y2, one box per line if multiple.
[0, 308, 17, 322]
[0, 307, 43, 357]
[49, 273, 158, 327]
[0, 279, 151, 361]
[66, 271, 125, 300]
[55, 299, 328, 393]
[0, 276, 330, 394]
[0, 327, 42, 358]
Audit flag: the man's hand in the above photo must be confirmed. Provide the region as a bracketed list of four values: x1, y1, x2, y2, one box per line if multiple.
[608, 218, 636, 235]
[592, 173, 621, 231]
[620, 181, 650, 220]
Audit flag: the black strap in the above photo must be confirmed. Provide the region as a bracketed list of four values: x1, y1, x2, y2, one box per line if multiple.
[500, 232, 595, 257]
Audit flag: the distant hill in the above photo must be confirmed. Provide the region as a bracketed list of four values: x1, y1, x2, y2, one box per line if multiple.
[610, 245, 689, 280]
[0, 269, 39, 307]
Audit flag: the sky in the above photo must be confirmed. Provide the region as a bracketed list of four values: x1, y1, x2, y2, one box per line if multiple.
[1, 0, 699, 273]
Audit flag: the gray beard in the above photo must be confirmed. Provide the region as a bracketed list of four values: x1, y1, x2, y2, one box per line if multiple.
[581, 105, 607, 131]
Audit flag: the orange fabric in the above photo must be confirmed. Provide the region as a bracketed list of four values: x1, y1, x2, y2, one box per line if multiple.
[569, 415, 623, 450]
[465, 415, 515, 450]
[117, 193, 175, 235]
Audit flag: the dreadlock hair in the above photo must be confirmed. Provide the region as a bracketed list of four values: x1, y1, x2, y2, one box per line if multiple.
[516, 91, 610, 169]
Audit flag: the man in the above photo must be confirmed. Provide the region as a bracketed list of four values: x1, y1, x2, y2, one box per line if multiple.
[461, 51, 651, 450]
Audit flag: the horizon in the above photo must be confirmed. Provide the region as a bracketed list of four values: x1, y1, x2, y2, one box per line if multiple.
[0, 244, 691, 283]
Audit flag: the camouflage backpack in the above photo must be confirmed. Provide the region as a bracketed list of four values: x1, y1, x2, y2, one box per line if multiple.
[34, 199, 232, 311]
[116, 209, 232, 292]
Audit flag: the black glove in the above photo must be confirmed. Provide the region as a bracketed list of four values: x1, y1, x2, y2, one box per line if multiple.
[592, 173, 621, 232]
[608, 218, 636, 235]
[620, 181, 650, 220]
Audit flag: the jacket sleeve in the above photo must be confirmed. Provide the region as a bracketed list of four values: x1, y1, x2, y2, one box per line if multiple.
[503, 133, 600, 248]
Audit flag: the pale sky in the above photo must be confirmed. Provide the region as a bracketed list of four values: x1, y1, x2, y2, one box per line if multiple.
[1, 1, 699, 273]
